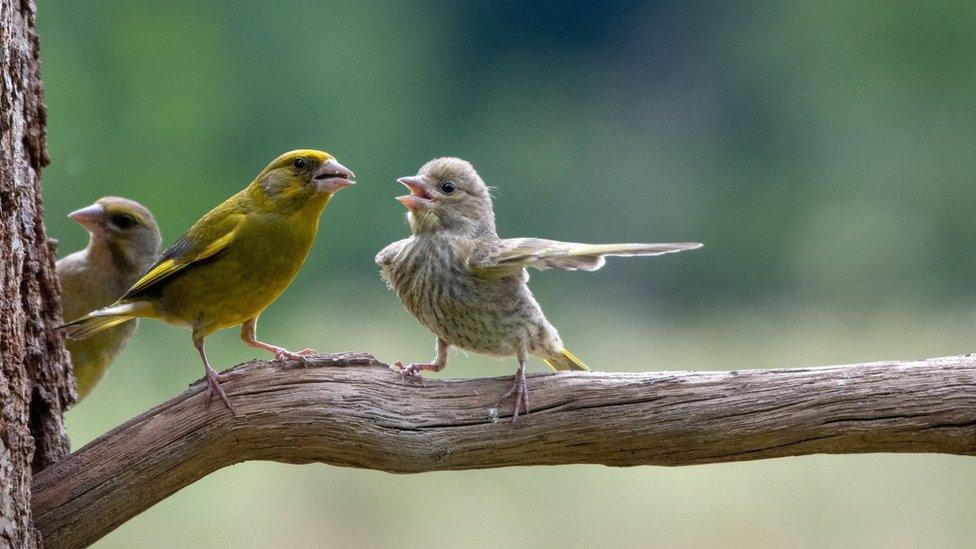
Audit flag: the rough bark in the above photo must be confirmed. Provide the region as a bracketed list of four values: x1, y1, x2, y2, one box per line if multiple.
[0, 1, 74, 547]
[31, 353, 976, 549]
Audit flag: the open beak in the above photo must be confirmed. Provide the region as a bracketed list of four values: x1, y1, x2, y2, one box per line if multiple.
[313, 160, 356, 193]
[396, 175, 433, 211]
[68, 203, 105, 232]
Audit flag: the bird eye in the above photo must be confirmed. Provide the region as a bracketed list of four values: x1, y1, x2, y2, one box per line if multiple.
[293, 157, 307, 170]
[111, 214, 137, 229]
[440, 181, 456, 194]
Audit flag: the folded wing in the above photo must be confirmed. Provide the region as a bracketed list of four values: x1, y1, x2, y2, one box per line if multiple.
[121, 211, 245, 300]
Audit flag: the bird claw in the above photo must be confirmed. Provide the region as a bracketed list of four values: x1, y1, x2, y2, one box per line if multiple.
[204, 368, 236, 416]
[394, 361, 427, 385]
[494, 375, 530, 423]
[274, 346, 316, 365]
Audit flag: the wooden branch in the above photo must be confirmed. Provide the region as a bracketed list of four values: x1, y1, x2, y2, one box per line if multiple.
[32, 353, 976, 548]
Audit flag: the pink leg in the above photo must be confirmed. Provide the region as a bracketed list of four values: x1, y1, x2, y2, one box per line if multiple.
[494, 353, 530, 422]
[241, 317, 316, 363]
[394, 338, 449, 381]
[194, 335, 235, 415]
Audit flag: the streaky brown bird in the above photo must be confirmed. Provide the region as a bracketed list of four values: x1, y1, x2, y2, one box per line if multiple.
[376, 157, 701, 420]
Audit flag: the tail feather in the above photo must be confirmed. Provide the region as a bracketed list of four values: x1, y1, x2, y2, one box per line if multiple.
[58, 302, 148, 340]
[571, 242, 703, 258]
[543, 347, 590, 371]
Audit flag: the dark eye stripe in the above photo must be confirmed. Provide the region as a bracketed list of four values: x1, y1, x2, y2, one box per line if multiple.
[111, 214, 138, 229]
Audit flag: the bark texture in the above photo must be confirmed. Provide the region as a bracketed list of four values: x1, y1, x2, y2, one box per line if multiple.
[0, 1, 74, 547]
[32, 353, 976, 549]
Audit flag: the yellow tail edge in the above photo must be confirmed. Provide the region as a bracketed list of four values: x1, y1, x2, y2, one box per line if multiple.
[59, 313, 133, 340]
[57, 301, 146, 340]
[544, 347, 590, 371]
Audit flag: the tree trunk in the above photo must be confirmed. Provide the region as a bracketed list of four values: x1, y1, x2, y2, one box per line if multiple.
[0, 0, 74, 546]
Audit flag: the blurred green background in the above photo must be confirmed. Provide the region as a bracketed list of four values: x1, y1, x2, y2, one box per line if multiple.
[38, 1, 976, 547]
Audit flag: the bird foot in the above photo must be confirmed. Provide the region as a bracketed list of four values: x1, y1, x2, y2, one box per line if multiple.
[494, 373, 530, 423]
[274, 346, 316, 364]
[393, 361, 432, 385]
[205, 367, 236, 416]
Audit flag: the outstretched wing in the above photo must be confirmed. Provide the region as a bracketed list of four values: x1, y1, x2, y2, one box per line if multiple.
[468, 238, 702, 280]
[120, 210, 245, 300]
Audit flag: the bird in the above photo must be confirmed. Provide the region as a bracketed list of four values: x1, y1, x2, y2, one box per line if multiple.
[60, 150, 355, 412]
[57, 197, 162, 403]
[376, 157, 701, 421]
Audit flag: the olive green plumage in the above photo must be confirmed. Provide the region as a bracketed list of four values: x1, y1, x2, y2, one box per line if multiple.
[61, 150, 355, 411]
[57, 197, 162, 402]
[377, 157, 701, 420]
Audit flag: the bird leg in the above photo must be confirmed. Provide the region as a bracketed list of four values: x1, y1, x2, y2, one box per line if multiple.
[193, 336, 235, 415]
[395, 338, 449, 381]
[494, 353, 530, 422]
[240, 317, 316, 364]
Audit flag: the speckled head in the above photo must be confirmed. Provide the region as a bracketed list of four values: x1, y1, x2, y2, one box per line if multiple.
[396, 157, 496, 237]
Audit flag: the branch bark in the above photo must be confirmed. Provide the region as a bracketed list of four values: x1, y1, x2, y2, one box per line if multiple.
[1, 0, 73, 546]
[31, 353, 976, 548]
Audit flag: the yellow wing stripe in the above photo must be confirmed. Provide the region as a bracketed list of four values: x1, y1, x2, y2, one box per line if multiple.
[125, 227, 238, 296]
[127, 259, 178, 295]
[198, 229, 237, 259]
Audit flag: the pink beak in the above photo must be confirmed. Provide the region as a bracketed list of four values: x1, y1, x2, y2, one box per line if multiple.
[68, 203, 105, 231]
[396, 176, 433, 211]
[313, 160, 356, 193]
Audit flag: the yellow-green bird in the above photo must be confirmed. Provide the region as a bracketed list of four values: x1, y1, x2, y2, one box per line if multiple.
[377, 157, 701, 420]
[61, 150, 355, 411]
[57, 197, 162, 402]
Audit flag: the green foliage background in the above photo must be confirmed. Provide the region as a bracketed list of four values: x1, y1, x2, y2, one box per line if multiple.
[38, 1, 976, 547]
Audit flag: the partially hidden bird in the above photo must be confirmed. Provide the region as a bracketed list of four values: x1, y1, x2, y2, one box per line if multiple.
[60, 150, 355, 412]
[376, 157, 701, 420]
[57, 197, 162, 403]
